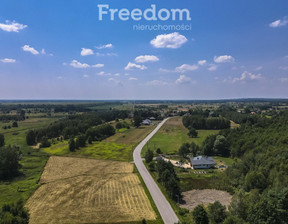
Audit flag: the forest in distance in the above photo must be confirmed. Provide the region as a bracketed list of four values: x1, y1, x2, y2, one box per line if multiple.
[0, 99, 288, 224]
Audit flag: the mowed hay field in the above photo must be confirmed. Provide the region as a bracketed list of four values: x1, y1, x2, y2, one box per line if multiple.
[26, 156, 156, 224]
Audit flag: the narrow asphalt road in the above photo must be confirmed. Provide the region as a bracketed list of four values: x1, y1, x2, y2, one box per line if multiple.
[133, 118, 179, 224]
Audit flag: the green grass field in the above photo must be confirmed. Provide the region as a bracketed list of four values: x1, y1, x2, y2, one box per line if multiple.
[42, 141, 133, 161]
[0, 118, 56, 207]
[142, 117, 219, 155]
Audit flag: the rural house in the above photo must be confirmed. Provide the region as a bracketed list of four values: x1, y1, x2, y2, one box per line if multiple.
[190, 156, 216, 169]
[142, 119, 152, 125]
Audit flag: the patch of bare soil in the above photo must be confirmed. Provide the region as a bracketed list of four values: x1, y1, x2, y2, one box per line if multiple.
[180, 189, 232, 210]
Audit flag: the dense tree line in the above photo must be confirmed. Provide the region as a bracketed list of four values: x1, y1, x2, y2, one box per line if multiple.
[183, 115, 230, 130]
[26, 110, 125, 145]
[178, 134, 230, 158]
[212, 112, 288, 223]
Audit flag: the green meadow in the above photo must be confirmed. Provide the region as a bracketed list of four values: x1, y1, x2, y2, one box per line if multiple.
[0, 118, 55, 207]
[42, 141, 133, 162]
[142, 117, 219, 155]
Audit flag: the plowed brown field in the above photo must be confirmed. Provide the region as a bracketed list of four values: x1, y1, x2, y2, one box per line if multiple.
[26, 156, 156, 224]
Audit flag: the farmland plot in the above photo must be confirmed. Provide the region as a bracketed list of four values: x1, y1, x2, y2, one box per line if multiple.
[26, 156, 156, 224]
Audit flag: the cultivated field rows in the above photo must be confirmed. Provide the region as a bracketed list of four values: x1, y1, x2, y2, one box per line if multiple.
[26, 156, 156, 224]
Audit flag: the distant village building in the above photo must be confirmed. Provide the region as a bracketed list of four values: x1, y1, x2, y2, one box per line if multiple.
[142, 119, 152, 125]
[190, 156, 216, 169]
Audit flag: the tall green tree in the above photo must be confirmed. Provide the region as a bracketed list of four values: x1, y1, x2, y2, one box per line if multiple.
[178, 143, 190, 158]
[192, 205, 209, 224]
[69, 139, 76, 152]
[145, 148, 154, 163]
[40, 136, 51, 148]
[207, 201, 227, 224]
[26, 130, 36, 146]
[190, 142, 200, 157]
[202, 135, 217, 156]
[0, 133, 4, 147]
[188, 127, 198, 138]
[0, 145, 21, 180]
[133, 115, 142, 128]
[213, 135, 229, 156]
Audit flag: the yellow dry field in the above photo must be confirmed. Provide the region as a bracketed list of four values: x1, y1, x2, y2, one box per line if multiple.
[26, 156, 156, 224]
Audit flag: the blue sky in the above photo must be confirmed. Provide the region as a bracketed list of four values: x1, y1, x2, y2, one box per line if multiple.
[0, 0, 288, 100]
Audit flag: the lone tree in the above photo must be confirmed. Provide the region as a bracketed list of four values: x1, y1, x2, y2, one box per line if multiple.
[188, 127, 198, 138]
[178, 143, 190, 158]
[26, 130, 36, 146]
[145, 148, 154, 163]
[0, 133, 4, 147]
[69, 139, 76, 152]
[193, 205, 209, 224]
[133, 115, 142, 128]
[12, 121, 18, 128]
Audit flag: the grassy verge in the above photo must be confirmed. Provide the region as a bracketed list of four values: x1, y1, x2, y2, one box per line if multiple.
[134, 165, 164, 224]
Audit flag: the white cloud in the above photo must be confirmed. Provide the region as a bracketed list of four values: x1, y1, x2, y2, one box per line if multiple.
[269, 17, 288, 28]
[96, 44, 113, 49]
[147, 80, 168, 86]
[255, 66, 263, 71]
[97, 71, 111, 76]
[0, 20, 27, 32]
[41, 49, 46, 55]
[198, 60, 207, 66]
[280, 66, 288, 70]
[95, 52, 118, 57]
[125, 62, 147, 70]
[0, 58, 16, 63]
[92, 64, 104, 68]
[208, 65, 218, 71]
[280, 77, 288, 82]
[158, 68, 175, 73]
[150, 32, 188, 49]
[176, 75, 196, 85]
[135, 55, 159, 63]
[129, 77, 138, 81]
[69, 60, 104, 68]
[81, 48, 94, 56]
[70, 60, 90, 68]
[114, 73, 120, 77]
[214, 55, 235, 63]
[176, 64, 198, 73]
[57, 76, 63, 80]
[232, 71, 262, 83]
[22, 45, 39, 55]
[83, 74, 89, 78]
